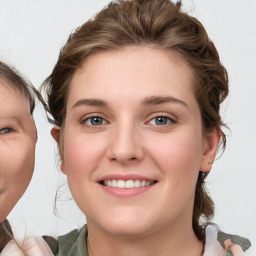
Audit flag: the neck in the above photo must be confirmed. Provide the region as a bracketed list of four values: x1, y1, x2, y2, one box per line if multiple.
[87, 221, 203, 256]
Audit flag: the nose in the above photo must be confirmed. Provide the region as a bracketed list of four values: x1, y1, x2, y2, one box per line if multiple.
[106, 122, 144, 164]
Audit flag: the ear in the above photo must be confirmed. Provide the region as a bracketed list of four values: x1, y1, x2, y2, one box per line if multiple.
[51, 126, 67, 175]
[200, 128, 221, 172]
[51, 126, 60, 143]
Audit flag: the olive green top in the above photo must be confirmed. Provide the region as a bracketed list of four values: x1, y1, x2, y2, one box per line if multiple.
[43, 225, 88, 256]
[43, 224, 252, 256]
[217, 231, 251, 256]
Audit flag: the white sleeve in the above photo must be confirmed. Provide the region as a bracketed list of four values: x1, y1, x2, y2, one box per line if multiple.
[203, 225, 225, 256]
[21, 237, 54, 256]
[1, 237, 54, 256]
[1, 240, 25, 256]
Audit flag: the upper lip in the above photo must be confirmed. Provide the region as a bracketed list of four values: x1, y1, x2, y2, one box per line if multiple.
[97, 174, 158, 182]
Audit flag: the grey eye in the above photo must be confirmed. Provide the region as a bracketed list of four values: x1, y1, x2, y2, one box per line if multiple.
[85, 117, 106, 126]
[149, 116, 171, 125]
[0, 127, 14, 134]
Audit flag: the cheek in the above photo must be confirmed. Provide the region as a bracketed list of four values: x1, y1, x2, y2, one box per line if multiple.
[0, 141, 35, 220]
[1, 143, 34, 183]
[148, 130, 204, 187]
[144, 131, 204, 219]
[63, 133, 105, 177]
[62, 133, 107, 212]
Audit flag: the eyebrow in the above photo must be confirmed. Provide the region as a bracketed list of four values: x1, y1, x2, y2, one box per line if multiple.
[142, 96, 188, 108]
[72, 98, 107, 109]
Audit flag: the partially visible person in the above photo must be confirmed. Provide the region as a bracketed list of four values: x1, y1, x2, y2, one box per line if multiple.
[0, 61, 38, 253]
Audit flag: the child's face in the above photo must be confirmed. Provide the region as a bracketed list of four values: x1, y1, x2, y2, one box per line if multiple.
[0, 82, 37, 222]
[53, 46, 219, 237]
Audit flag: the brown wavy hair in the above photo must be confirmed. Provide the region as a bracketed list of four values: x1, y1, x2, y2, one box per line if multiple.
[41, 0, 229, 240]
[0, 61, 35, 114]
[0, 220, 13, 252]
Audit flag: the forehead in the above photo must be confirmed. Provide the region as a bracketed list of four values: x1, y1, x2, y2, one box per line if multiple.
[68, 47, 195, 106]
[0, 81, 31, 116]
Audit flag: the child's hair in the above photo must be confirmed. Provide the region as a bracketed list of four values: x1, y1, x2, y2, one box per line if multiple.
[41, 0, 229, 240]
[0, 61, 35, 114]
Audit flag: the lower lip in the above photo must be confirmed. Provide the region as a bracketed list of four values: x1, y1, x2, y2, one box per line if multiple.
[100, 184, 155, 197]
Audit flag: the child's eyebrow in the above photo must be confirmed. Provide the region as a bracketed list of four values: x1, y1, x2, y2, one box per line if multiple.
[0, 114, 30, 125]
[0, 115, 18, 120]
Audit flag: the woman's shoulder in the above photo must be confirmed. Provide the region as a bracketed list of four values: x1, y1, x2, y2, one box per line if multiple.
[43, 225, 88, 256]
[43, 224, 254, 256]
[204, 224, 254, 256]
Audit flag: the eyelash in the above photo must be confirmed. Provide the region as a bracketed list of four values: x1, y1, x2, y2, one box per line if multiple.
[80, 113, 176, 127]
[147, 115, 176, 126]
[0, 127, 15, 134]
[81, 114, 108, 127]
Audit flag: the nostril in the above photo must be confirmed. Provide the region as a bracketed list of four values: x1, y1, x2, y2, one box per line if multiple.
[110, 156, 137, 162]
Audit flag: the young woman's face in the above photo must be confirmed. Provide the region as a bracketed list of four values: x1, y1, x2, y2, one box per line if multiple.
[0, 83, 37, 222]
[55, 47, 218, 237]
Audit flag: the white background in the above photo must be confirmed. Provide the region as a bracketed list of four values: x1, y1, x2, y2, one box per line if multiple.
[0, 0, 255, 247]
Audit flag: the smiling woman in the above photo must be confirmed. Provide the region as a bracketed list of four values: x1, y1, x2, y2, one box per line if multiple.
[39, 0, 252, 255]
[56, 47, 209, 238]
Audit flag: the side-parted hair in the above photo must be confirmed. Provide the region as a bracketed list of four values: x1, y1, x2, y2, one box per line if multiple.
[0, 61, 35, 114]
[41, 0, 229, 240]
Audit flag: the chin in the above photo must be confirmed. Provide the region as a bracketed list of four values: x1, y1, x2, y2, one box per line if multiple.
[105, 222, 153, 237]
[90, 210, 157, 237]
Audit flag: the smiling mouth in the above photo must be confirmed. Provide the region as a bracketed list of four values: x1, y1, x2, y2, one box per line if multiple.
[100, 179, 157, 188]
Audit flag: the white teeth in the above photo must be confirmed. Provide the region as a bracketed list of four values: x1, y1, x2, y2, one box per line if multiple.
[112, 179, 117, 187]
[126, 180, 135, 188]
[141, 180, 146, 187]
[134, 180, 141, 188]
[117, 180, 126, 188]
[102, 179, 155, 188]
[145, 181, 150, 187]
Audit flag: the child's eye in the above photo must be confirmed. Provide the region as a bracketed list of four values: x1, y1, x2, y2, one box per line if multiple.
[0, 127, 14, 134]
[148, 116, 174, 125]
[83, 116, 107, 126]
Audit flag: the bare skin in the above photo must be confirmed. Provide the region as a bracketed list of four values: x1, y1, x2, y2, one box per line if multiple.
[0, 82, 37, 222]
[52, 46, 220, 256]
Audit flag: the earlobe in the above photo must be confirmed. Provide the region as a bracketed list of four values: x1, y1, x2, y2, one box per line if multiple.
[50, 126, 67, 175]
[60, 161, 66, 174]
[51, 126, 61, 143]
[200, 128, 221, 172]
